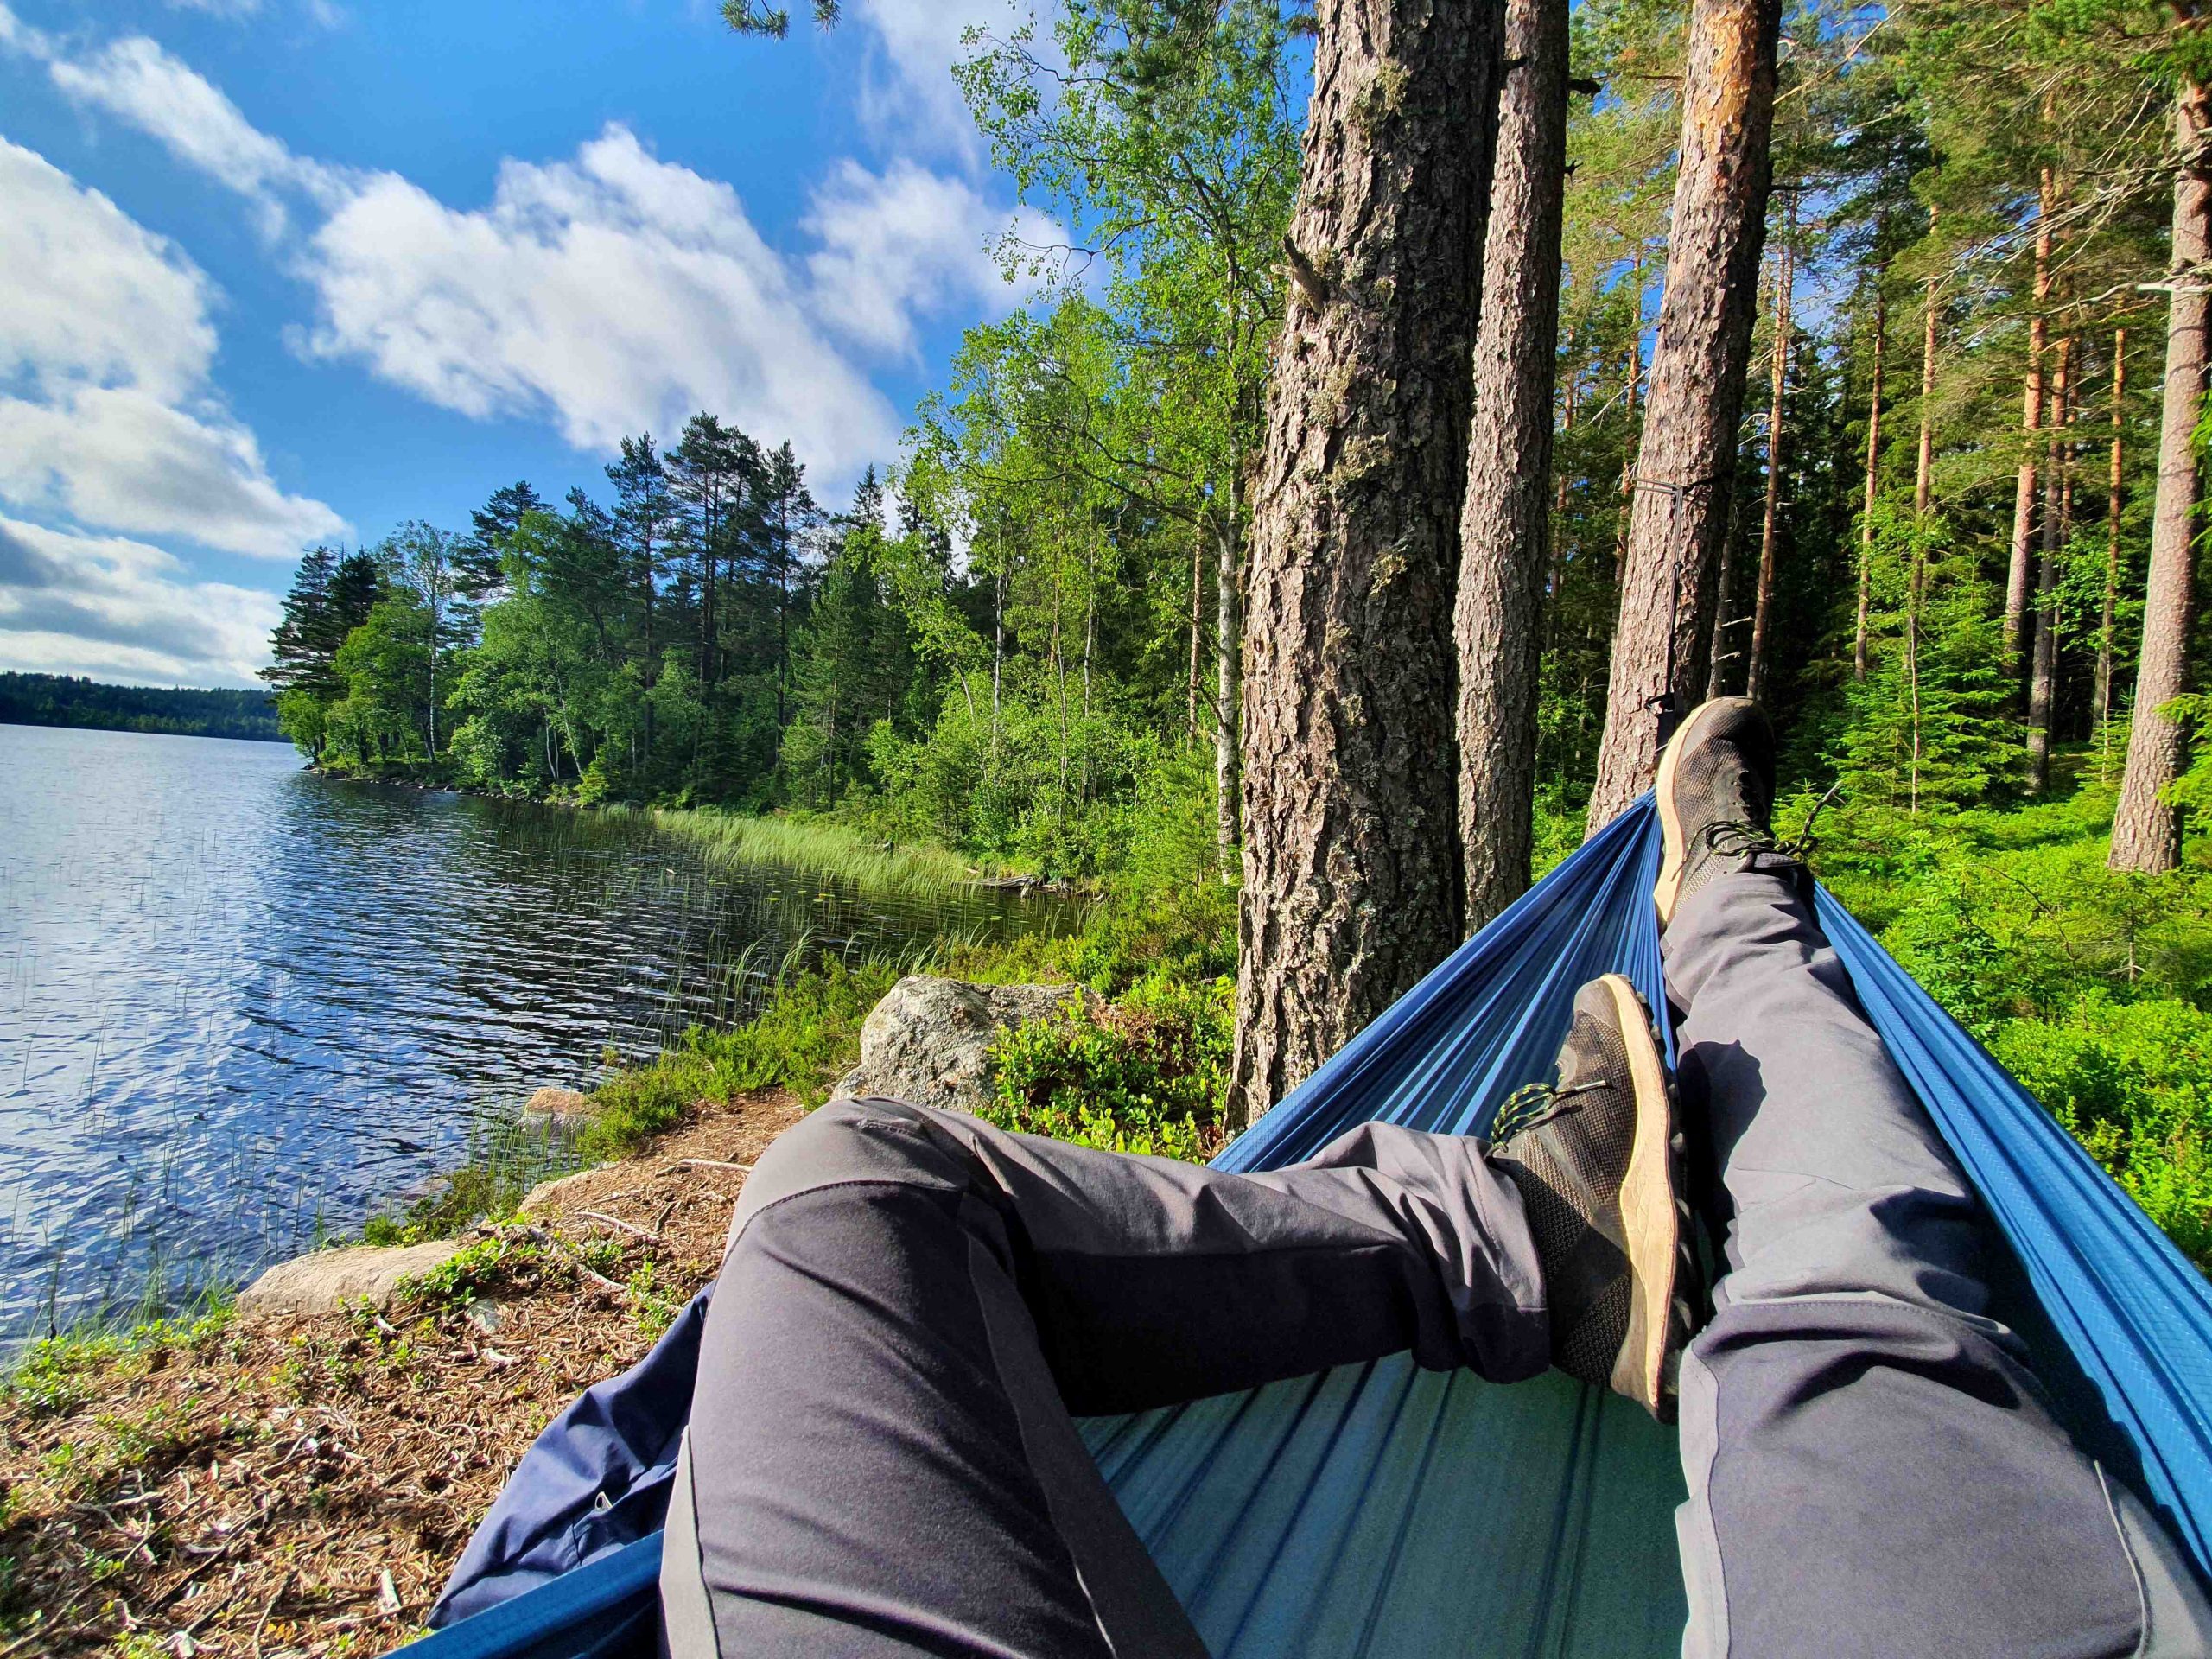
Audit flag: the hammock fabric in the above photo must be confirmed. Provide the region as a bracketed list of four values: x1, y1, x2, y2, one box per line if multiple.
[403, 798, 2212, 1657]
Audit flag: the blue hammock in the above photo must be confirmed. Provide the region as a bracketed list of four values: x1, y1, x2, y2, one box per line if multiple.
[402, 798, 2212, 1657]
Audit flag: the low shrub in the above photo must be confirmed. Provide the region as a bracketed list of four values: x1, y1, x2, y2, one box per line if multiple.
[981, 971, 1233, 1162]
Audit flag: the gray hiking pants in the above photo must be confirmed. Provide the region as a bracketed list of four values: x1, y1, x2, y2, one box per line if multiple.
[660, 868, 2210, 1656]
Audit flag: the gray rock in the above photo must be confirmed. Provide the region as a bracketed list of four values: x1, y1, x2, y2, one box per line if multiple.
[235, 1239, 467, 1319]
[519, 1166, 603, 1215]
[521, 1085, 592, 1120]
[834, 976, 1095, 1116]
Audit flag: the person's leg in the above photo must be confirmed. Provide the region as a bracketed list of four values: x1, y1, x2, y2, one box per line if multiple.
[1658, 698, 2212, 1657]
[660, 1094, 1554, 1658]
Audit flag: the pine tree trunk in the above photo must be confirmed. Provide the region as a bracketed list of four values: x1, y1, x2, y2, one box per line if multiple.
[1215, 509, 1241, 882]
[1611, 248, 1644, 583]
[1855, 289, 1885, 681]
[1908, 264, 1940, 813]
[1550, 336, 1576, 610]
[1705, 505, 1738, 700]
[1745, 194, 1796, 703]
[2027, 334, 2073, 792]
[2096, 327, 2127, 751]
[1584, 0, 1782, 832]
[2004, 169, 2056, 664]
[2113, 78, 2212, 873]
[1456, 0, 1568, 931]
[1916, 271, 1938, 518]
[1232, 0, 1503, 1126]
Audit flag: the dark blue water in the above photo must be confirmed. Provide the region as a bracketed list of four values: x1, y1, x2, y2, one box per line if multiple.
[0, 723, 1059, 1338]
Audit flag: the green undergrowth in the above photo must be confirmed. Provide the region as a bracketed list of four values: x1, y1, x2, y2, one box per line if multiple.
[578, 869, 1239, 1166]
[362, 1115, 584, 1247]
[980, 972, 1234, 1160]
[646, 807, 988, 897]
[1788, 773, 2212, 1269]
[3, 1300, 235, 1419]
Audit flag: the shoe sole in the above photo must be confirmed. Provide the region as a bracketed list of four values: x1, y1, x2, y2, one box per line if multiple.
[1593, 973, 1687, 1421]
[1651, 697, 1740, 926]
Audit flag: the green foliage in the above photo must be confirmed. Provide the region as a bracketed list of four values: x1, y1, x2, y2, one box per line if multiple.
[359, 1116, 582, 1246]
[394, 1231, 544, 1311]
[0, 672, 282, 742]
[3, 1303, 233, 1419]
[647, 806, 980, 895]
[1992, 995, 2212, 1266]
[982, 972, 1233, 1161]
[580, 954, 910, 1156]
[1801, 786, 2212, 1267]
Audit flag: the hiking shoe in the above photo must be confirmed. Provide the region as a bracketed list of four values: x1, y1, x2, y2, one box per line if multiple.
[1652, 696, 1793, 927]
[1489, 974, 1697, 1421]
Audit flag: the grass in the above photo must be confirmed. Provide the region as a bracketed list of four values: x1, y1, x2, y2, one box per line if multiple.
[647, 808, 992, 897]
[361, 1115, 588, 1247]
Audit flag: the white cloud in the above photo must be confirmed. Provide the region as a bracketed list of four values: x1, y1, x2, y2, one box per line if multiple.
[297, 124, 1029, 481]
[4, 10, 1052, 500]
[0, 516, 283, 686]
[0, 138, 345, 558]
[41, 34, 347, 233]
[161, 0, 263, 16]
[803, 157, 1050, 358]
[849, 0, 1026, 163]
[0, 2, 53, 58]
[0, 387, 344, 558]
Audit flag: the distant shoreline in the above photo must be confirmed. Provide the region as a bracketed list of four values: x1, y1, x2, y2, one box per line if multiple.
[0, 710, 290, 744]
[0, 671, 285, 744]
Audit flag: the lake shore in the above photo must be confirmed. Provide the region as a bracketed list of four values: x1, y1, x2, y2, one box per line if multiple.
[0, 1088, 804, 1656]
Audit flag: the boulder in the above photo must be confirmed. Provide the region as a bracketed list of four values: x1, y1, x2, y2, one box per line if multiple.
[834, 976, 1095, 1116]
[519, 1167, 602, 1215]
[521, 1086, 592, 1120]
[236, 1239, 467, 1319]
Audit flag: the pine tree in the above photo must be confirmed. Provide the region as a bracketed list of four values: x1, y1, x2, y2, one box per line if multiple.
[1586, 0, 1783, 830]
[1232, 0, 1503, 1125]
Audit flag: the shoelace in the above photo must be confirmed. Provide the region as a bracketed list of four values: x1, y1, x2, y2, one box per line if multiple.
[1698, 817, 1781, 861]
[1490, 1076, 1612, 1143]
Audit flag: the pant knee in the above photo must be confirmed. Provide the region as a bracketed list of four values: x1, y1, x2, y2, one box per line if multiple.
[726, 1096, 969, 1256]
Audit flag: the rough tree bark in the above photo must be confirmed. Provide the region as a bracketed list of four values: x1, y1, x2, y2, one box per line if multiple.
[1456, 0, 1569, 931]
[2096, 328, 2127, 744]
[1746, 192, 1797, 702]
[1215, 508, 1240, 881]
[1612, 249, 1645, 582]
[1585, 0, 1783, 832]
[2113, 75, 2212, 873]
[1231, 0, 1503, 1125]
[1908, 260, 1940, 812]
[2027, 334, 2073, 793]
[2004, 167, 2056, 664]
[1855, 289, 1885, 681]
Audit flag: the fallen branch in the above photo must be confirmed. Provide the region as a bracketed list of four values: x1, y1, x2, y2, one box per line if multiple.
[574, 1210, 658, 1242]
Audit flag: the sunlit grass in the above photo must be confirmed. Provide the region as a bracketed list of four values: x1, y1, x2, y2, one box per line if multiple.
[646, 809, 989, 896]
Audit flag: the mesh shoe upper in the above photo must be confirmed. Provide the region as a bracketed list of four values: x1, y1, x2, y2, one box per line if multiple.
[1490, 980, 1670, 1399]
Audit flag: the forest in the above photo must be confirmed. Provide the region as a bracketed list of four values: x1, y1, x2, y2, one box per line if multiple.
[0, 672, 283, 742]
[262, 0, 2212, 1265]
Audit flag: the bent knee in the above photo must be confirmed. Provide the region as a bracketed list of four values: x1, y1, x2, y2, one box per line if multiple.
[726, 1096, 966, 1255]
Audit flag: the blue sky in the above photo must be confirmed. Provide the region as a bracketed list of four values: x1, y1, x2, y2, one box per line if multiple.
[0, 0, 1056, 686]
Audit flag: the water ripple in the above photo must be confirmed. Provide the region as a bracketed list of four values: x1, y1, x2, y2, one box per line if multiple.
[0, 724, 1059, 1338]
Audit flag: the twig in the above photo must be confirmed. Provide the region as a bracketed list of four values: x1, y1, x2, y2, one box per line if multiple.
[251, 1570, 290, 1659]
[677, 1158, 753, 1173]
[524, 1226, 629, 1294]
[574, 1210, 657, 1242]
[651, 1195, 679, 1236]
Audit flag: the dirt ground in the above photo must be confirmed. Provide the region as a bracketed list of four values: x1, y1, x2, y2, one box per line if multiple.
[0, 1091, 804, 1657]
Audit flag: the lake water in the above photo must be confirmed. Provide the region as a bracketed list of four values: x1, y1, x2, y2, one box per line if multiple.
[0, 723, 1063, 1339]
